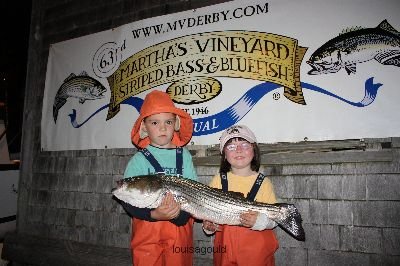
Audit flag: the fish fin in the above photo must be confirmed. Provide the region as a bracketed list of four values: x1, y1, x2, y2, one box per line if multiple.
[344, 63, 357, 74]
[382, 55, 400, 66]
[79, 71, 89, 76]
[226, 191, 245, 198]
[375, 51, 400, 66]
[274, 203, 305, 241]
[64, 73, 76, 82]
[53, 97, 67, 123]
[79, 98, 86, 104]
[339, 26, 364, 35]
[377, 19, 400, 36]
[213, 188, 245, 199]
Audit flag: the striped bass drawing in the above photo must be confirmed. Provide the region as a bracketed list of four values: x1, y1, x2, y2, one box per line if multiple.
[53, 71, 107, 123]
[112, 174, 305, 241]
[307, 19, 400, 75]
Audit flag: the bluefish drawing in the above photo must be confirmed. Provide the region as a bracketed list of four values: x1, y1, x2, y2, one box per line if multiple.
[307, 20, 400, 75]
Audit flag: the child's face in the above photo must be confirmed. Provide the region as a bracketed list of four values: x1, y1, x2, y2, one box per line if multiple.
[224, 139, 254, 171]
[142, 112, 177, 148]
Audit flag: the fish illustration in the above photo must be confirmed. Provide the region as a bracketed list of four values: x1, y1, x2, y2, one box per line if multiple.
[307, 20, 400, 75]
[53, 71, 107, 123]
[112, 174, 306, 241]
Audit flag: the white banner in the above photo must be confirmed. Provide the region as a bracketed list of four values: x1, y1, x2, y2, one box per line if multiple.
[41, 0, 400, 151]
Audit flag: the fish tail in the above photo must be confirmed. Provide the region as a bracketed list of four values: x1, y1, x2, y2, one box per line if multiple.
[53, 97, 67, 123]
[53, 105, 59, 123]
[274, 203, 305, 241]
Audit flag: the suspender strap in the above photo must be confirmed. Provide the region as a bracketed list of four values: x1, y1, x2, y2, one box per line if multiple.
[220, 172, 228, 192]
[220, 172, 265, 201]
[176, 147, 183, 176]
[140, 148, 164, 173]
[140, 147, 183, 175]
[247, 173, 266, 201]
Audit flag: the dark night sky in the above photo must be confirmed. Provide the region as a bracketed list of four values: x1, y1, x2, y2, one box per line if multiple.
[1, 2, 32, 155]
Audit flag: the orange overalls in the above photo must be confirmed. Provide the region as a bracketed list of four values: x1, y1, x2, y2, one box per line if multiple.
[130, 148, 194, 266]
[131, 218, 194, 266]
[213, 225, 278, 266]
[213, 172, 279, 266]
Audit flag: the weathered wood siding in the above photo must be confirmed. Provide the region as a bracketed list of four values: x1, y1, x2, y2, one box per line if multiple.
[2, 0, 399, 265]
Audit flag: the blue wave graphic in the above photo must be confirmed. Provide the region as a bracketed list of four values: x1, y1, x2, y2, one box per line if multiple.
[302, 77, 382, 107]
[68, 77, 382, 135]
[68, 97, 143, 128]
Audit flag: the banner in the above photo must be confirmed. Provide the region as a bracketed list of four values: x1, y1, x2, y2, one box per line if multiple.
[41, 0, 400, 150]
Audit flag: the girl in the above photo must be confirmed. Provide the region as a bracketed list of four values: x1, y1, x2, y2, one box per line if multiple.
[203, 125, 279, 266]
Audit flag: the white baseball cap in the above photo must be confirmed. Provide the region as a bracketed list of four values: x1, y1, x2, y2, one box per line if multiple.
[219, 125, 257, 153]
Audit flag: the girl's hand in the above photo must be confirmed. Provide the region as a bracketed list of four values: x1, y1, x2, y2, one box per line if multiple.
[240, 210, 258, 228]
[150, 193, 180, 220]
[202, 220, 220, 234]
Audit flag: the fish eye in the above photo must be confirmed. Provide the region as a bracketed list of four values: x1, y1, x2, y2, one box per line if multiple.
[321, 59, 333, 65]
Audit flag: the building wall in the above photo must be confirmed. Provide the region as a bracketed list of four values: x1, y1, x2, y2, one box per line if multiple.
[2, 0, 399, 265]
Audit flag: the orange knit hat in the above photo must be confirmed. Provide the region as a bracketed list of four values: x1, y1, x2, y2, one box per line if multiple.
[131, 90, 193, 148]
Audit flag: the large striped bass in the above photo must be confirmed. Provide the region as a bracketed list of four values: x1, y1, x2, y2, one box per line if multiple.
[112, 174, 305, 241]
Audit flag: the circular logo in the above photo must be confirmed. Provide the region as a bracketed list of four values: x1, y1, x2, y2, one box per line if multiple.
[92, 42, 122, 78]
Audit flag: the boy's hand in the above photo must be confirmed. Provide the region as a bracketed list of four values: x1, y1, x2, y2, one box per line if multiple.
[240, 210, 258, 227]
[150, 192, 180, 220]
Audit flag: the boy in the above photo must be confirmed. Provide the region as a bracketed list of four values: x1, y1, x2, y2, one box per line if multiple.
[120, 90, 197, 266]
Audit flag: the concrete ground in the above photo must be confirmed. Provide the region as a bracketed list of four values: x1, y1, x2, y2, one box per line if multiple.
[0, 242, 11, 266]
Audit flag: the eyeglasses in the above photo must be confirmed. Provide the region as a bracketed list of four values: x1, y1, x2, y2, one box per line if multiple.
[225, 142, 253, 151]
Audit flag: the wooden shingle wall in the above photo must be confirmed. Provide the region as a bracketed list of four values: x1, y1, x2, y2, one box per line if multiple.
[1, 0, 399, 265]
